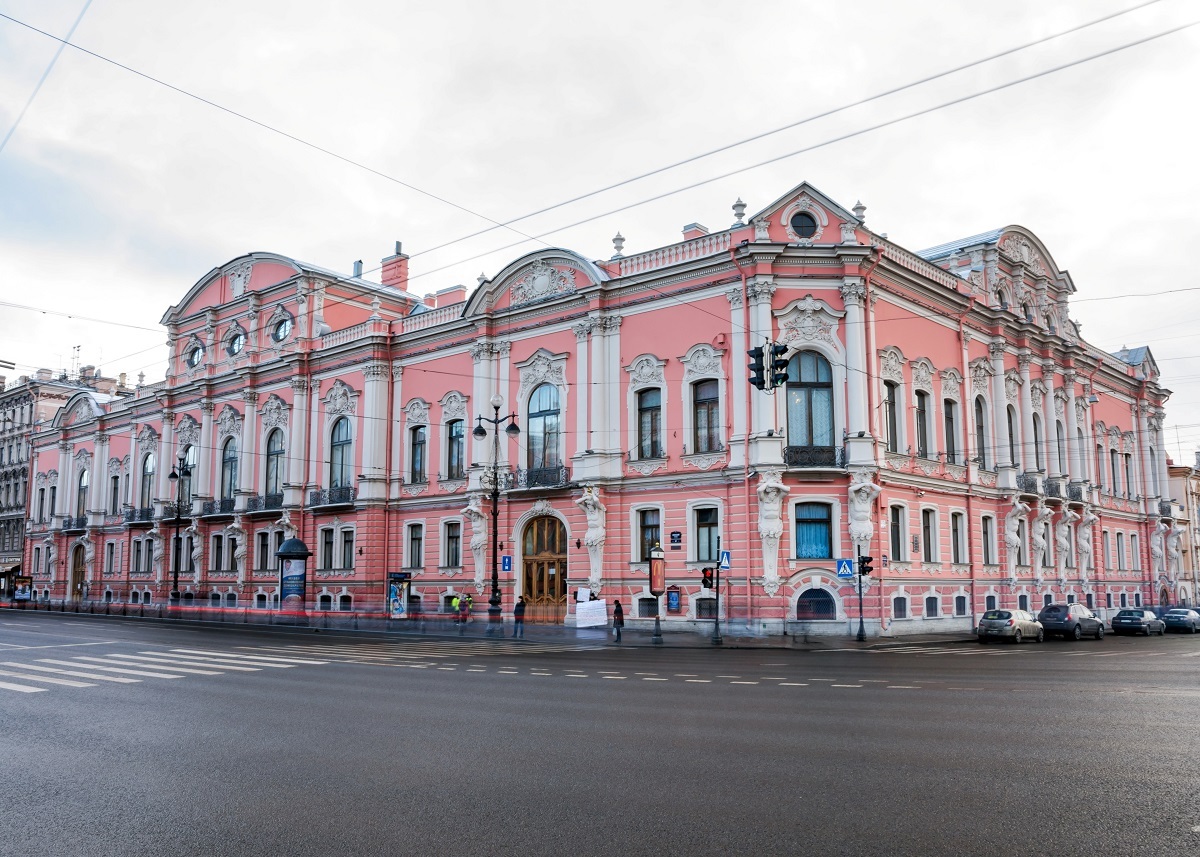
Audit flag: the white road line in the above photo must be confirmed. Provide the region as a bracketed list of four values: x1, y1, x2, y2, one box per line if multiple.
[778, 682, 807, 686]
[685, 679, 711, 683]
[38, 659, 182, 679]
[2, 662, 139, 682]
[466, 669, 487, 673]
[0, 641, 120, 651]
[166, 650, 296, 668]
[888, 685, 921, 689]
[832, 684, 863, 688]
[0, 668, 95, 687]
[602, 676, 626, 680]
[70, 656, 223, 676]
[717, 675, 741, 678]
[643, 678, 668, 682]
[1180, 652, 1200, 657]
[761, 676, 790, 680]
[0, 679, 46, 693]
[674, 674, 698, 677]
[566, 674, 587, 678]
[191, 649, 328, 665]
[131, 654, 260, 672]
[147, 653, 288, 669]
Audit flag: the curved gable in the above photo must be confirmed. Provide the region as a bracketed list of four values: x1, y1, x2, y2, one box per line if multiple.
[53, 392, 104, 429]
[463, 248, 608, 318]
[994, 227, 1070, 291]
[160, 252, 305, 325]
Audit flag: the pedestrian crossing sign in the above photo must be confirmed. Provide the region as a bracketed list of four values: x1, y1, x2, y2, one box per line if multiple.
[502, 555, 512, 572]
[836, 558, 855, 578]
[719, 550, 732, 570]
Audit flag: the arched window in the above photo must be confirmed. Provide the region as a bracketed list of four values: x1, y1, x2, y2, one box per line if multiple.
[637, 388, 663, 459]
[884, 381, 899, 453]
[796, 588, 836, 620]
[786, 352, 834, 450]
[180, 445, 197, 506]
[76, 469, 89, 518]
[140, 453, 155, 508]
[1006, 405, 1018, 468]
[446, 419, 465, 479]
[1056, 420, 1067, 474]
[410, 425, 427, 483]
[265, 430, 285, 495]
[974, 397, 988, 470]
[691, 379, 720, 454]
[330, 417, 352, 487]
[795, 503, 832, 559]
[220, 439, 238, 500]
[1095, 444, 1105, 489]
[527, 384, 561, 470]
[1110, 449, 1121, 496]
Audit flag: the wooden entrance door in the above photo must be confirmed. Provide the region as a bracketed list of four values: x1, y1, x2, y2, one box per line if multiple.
[69, 545, 85, 601]
[522, 516, 567, 624]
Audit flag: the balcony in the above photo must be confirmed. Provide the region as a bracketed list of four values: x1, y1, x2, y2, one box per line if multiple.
[247, 493, 284, 513]
[1067, 483, 1085, 503]
[161, 501, 192, 521]
[309, 486, 357, 507]
[1044, 480, 1062, 499]
[784, 446, 843, 468]
[1016, 473, 1042, 496]
[514, 466, 570, 489]
[62, 516, 88, 532]
[123, 507, 155, 524]
[201, 498, 237, 517]
[1160, 500, 1173, 518]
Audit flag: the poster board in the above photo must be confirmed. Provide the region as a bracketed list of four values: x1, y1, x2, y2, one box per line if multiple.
[575, 599, 607, 628]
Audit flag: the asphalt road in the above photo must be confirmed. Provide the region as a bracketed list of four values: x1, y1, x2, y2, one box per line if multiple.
[2, 612, 1199, 857]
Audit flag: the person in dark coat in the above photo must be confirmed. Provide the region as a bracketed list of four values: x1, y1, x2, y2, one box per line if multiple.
[612, 600, 624, 643]
[513, 596, 526, 638]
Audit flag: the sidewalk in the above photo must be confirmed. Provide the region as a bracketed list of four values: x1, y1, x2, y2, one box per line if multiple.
[3, 598, 977, 651]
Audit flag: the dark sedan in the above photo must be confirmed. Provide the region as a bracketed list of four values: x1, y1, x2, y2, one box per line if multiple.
[1163, 608, 1200, 633]
[1037, 603, 1105, 640]
[1111, 608, 1166, 636]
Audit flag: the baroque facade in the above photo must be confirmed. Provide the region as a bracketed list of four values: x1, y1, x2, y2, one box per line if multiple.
[21, 181, 1179, 634]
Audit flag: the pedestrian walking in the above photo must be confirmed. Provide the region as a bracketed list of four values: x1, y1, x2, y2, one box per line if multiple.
[458, 594, 471, 634]
[612, 600, 624, 643]
[450, 594, 461, 629]
[513, 596, 526, 638]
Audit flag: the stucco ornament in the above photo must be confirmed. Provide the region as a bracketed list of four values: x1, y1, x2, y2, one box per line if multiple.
[1076, 508, 1099, 585]
[176, 415, 200, 446]
[780, 194, 826, 245]
[910, 360, 934, 392]
[627, 355, 665, 387]
[138, 426, 160, 455]
[226, 516, 248, 583]
[517, 351, 568, 401]
[778, 295, 841, 345]
[847, 469, 882, 555]
[216, 405, 242, 440]
[228, 262, 253, 297]
[999, 235, 1046, 277]
[756, 470, 789, 597]
[463, 493, 488, 588]
[1055, 509, 1079, 585]
[1004, 371, 1021, 403]
[326, 380, 356, 416]
[575, 484, 607, 595]
[970, 359, 992, 393]
[1004, 495, 1031, 583]
[404, 398, 430, 426]
[940, 368, 962, 400]
[76, 533, 95, 582]
[879, 349, 904, 383]
[148, 524, 165, 583]
[41, 537, 57, 581]
[261, 395, 288, 430]
[185, 523, 204, 583]
[681, 345, 721, 382]
[1030, 504, 1054, 584]
[441, 391, 467, 422]
[511, 259, 577, 305]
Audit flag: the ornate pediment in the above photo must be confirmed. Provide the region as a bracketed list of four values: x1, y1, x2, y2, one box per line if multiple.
[216, 405, 243, 439]
[176, 415, 200, 446]
[137, 425, 159, 454]
[775, 295, 844, 348]
[404, 398, 430, 425]
[324, 380, 357, 417]
[516, 350, 569, 401]
[910, 359, 935, 392]
[879, 348, 905, 384]
[940, 368, 963, 400]
[625, 354, 666, 387]
[999, 234, 1047, 277]
[261, 395, 288, 430]
[679, 344, 724, 382]
[440, 391, 467, 422]
[970, 358, 993, 393]
[227, 261, 253, 297]
[510, 260, 578, 305]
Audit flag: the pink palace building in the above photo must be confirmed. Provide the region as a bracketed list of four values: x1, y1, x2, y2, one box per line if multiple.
[23, 181, 1182, 635]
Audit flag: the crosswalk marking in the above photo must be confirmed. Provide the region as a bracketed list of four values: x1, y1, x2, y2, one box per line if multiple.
[142, 652, 285, 669]
[136, 653, 260, 671]
[38, 659, 183, 679]
[0, 668, 95, 688]
[173, 649, 328, 665]
[91, 656, 224, 676]
[2, 662, 140, 682]
[0, 679, 46, 693]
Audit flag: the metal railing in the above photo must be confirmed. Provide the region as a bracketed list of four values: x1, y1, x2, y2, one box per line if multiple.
[514, 466, 570, 489]
[201, 498, 236, 516]
[123, 507, 155, 523]
[1016, 473, 1041, 495]
[1160, 500, 1173, 518]
[161, 501, 191, 520]
[1067, 483, 1085, 502]
[247, 493, 283, 512]
[309, 486, 357, 507]
[62, 515, 88, 531]
[1044, 480, 1062, 499]
[783, 446, 843, 468]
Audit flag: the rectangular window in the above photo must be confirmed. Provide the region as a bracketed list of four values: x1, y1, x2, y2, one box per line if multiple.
[105, 542, 114, 575]
[955, 595, 967, 616]
[1116, 532, 1126, 570]
[638, 388, 663, 459]
[692, 381, 720, 454]
[1018, 594, 1029, 612]
[1044, 594, 1053, 607]
[925, 595, 939, 617]
[915, 392, 929, 458]
[1130, 534, 1140, 570]
[981, 517, 994, 565]
[257, 532, 270, 572]
[33, 546, 41, 575]
[985, 595, 997, 611]
[1120, 593, 1128, 608]
[889, 506, 904, 560]
[227, 537, 238, 571]
[943, 400, 958, 464]
[110, 476, 120, 514]
[408, 525, 424, 568]
[213, 537, 223, 573]
[49, 486, 56, 518]
[37, 488, 45, 522]
[884, 382, 899, 453]
[1102, 531, 1111, 569]
[921, 509, 935, 563]
[950, 513, 964, 564]
[795, 503, 832, 560]
[1085, 593, 1094, 609]
[133, 540, 142, 573]
[445, 521, 461, 567]
[639, 509, 661, 561]
[1106, 592, 1113, 609]
[341, 530, 354, 570]
[321, 528, 334, 569]
[893, 597, 908, 619]
[185, 537, 194, 571]
[695, 508, 718, 563]
[447, 420, 465, 480]
[410, 427, 426, 483]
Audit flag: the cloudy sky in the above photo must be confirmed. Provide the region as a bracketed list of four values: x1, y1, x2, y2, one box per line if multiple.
[2, 0, 1198, 454]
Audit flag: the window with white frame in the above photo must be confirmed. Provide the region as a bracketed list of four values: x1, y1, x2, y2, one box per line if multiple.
[1016, 521, 1027, 566]
[691, 380, 720, 454]
[981, 516, 995, 565]
[695, 507, 718, 563]
[180, 444, 196, 506]
[1116, 532, 1126, 570]
[950, 512, 965, 564]
[212, 535, 223, 572]
[786, 351, 834, 450]
[527, 383, 562, 471]
[1110, 449, 1120, 496]
[1131, 533, 1140, 569]
[914, 391, 931, 459]
[1056, 420, 1067, 473]
[1006, 405, 1019, 469]
[637, 388, 664, 459]
[943, 399, 959, 464]
[407, 523, 424, 569]
[884, 381, 900, 453]
[140, 453, 155, 508]
[133, 539, 142, 573]
[444, 521, 462, 568]
[220, 439, 237, 501]
[955, 595, 967, 616]
[985, 594, 997, 611]
[889, 505, 905, 561]
[795, 503, 832, 560]
[1124, 454, 1133, 498]
[446, 420, 465, 480]
[921, 509, 936, 563]
[76, 469, 89, 518]
[893, 596, 908, 619]
[330, 417, 352, 488]
[105, 542, 114, 575]
[637, 508, 661, 561]
[341, 530, 354, 570]
[264, 431, 285, 496]
[257, 532, 270, 572]
[409, 425, 427, 483]
[974, 397, 989, 470]
[925, 595, 939, 617]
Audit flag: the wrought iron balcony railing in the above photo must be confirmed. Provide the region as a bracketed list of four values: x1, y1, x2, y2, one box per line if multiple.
[63, 516, 88, 531]
[309, 486, 357, 507]
[201, 498, 237, 516]
[123, 507, 155, 523]
[1067, 483, 1085, 502]
[1160, 500, 1173, 518]
[247, 493, 284, 512]
[783, 445, 843, 468]
[514, 465, 570, 489]
[1044, 480, 1062, 499]
[1016, 473, 1041, 495]
[162, 501, 192, 520]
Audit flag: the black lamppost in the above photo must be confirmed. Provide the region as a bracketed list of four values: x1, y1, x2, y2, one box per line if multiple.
[167, 452, 190, 605]
[473, 393, 520, 636]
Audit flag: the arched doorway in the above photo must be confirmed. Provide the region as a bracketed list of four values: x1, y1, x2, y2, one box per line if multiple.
[1160, 587, 1171, 607]
[69, 545, 86, 602]
[522, 516, 567, 623]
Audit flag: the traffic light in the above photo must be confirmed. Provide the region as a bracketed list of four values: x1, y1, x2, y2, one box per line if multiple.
[858, 555, 874, 576]
[769, 342, 789, 389]
[747, 346, 766, 390]
[701, 568, 714, 589]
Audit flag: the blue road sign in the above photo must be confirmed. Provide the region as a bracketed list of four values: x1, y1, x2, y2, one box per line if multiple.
[501, 555, 512, 573]
[719, 550, 732, 570]
[836, 558, 855, 578]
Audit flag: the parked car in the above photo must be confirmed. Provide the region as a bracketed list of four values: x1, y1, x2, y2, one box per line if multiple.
[1037, 603, 1105, 640]
[1111, 608, 1166, 636]
[1162, 608, 1200, 633]
[977, 609, 1044, 644]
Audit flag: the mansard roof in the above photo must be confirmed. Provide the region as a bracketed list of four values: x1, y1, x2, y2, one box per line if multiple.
[1111, 345, 1159, 379]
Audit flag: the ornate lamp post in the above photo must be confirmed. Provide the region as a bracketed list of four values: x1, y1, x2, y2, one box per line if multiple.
[473, 394, 520, 636]
[166, 452, 190, 605]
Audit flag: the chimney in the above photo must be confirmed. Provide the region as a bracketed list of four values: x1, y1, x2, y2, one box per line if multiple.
[381, 241, 409, 291]
[80, 365, 95, 380]
[118, 372, 127, 388]
[36, 368, 52, 381]
[682, 222, 709, 241]
[435, 285, 467, 307]
[352, 260, 363, 278]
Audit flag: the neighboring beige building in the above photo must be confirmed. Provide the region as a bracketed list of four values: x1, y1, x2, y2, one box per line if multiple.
[1168, 455, 1200, 608]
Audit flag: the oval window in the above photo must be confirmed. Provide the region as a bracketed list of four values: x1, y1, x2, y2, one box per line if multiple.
[790, 211, 817, 239]
[227, 331, 245, 355]
[186, 345, 204, 368]
[272, 317, 292, 342]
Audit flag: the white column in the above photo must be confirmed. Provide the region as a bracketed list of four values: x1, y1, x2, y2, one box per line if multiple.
[748, 278, 777, 437]
[1154, 409, 1170, 501]
[470, 342, 491, 469]
[285, 380, 307, 507]
[57, 441, 72, 524]
[989, 340, 1014, 488]
[1018, 352, 1035, 473]
[604, 316, 622, 456]
[157, 412, 174, 510]
[359, 361, 388, 501]
[496, 341, 513, 468]
[128, 427, 142, 511]
[841, 279, 871, 466]
[94, 433, 109, 520]
[1041, 363, 1061, 479]
[197, 404, 214, 500]
[389, 362, 404, 500]
[572, 322, 591, 457]
[726, 289, 747, 467]
[1063, 372, 1081, 481]
[238, 391, 258, 508]
[589, 322, 606, 452]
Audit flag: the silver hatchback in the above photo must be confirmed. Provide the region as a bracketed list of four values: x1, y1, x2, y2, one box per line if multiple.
[977, 609, 1044, 644]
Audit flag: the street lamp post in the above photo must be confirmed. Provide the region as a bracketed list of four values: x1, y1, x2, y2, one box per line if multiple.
[167, 453, 190, 605]
[473, 394, 520, 637]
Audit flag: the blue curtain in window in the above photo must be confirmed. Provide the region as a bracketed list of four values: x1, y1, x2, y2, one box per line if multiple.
[795, 503, 831, 559]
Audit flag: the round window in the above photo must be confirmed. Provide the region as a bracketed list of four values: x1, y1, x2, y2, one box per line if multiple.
[227, 331, 245, 356]
[790, 211, 817, 239]
[185, 345, 204, 368]
[272, 317, 292, 342]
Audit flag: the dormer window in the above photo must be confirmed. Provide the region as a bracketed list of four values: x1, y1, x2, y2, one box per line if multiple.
[185, 344, 204, 368]
[790, 211, 817, 239]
